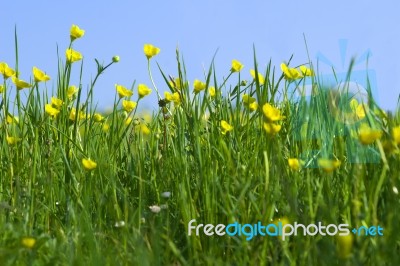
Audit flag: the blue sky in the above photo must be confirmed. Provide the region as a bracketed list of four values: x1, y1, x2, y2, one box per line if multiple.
[1, 1, 399, 111]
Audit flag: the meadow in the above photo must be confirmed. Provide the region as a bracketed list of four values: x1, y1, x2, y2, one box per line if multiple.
[1, 25, 400, 265]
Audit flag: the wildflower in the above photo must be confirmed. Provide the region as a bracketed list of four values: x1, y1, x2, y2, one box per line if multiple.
[93, 113, 104, 122]
[67, 85, 79, 99]
[318, 158, 341, 173]
[70, 24, 85, 40]
[6, 115, 18, 124]
[164, 91, 181, 105]
[263, 122, 282, 135]
[299, 65, 314, 76]
[21, 237, 36, 249]
[0, 85, 4, 93]
[280, 63, 302, 80]
[336, 234, 353, 259]
[0, 62, 15, 79]
[69, 108, 77, 121]
[112, 55, 120, 63]
[69, 108, 86, 121]
[392, 126, 400, 145]
[193, 79, 206, 94]
[138, 84, 152, 98]
[6, 136, 21, 145]
[358, 123, 382, 145]
[82, 158, 97, 170]
[122, 100, 137, 112]
[143, 44, 160, 59]
[209, 86, 216, 98]
[51, 97, 63, 109]
[116, 84, 133, 98]
[250, 69, 265, 85]
[33, 66, 50, 82]
[262, 103, 284, 122]
[140, 124, 151, 135]
[169, 77, 185, 90]
[12, 76, 32, 90]
[221, 120, 234, 135]
[288, 158, 303, 171]
[102, 123, 110, 132]
[243, 94, 258, 111]
[231, 59, 244, 72]
[149, 205, 161, 213]
[45, 104, 60, 117]
[66, 48, 83, 63]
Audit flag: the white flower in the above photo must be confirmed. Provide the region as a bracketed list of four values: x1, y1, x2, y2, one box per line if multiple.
[149, 205, 161, 213]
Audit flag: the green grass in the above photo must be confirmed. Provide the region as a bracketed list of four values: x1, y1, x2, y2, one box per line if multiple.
[1, 28, 400, 265]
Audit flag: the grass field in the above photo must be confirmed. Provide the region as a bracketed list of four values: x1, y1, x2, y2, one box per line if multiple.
[1, 25, 400, 265]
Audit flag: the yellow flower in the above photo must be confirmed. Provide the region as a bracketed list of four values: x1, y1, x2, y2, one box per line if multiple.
[116, 84, 133, 98]
[221, 120, 234, 135]
[169, 77, 187, 90]
[358, 123, 382, 145]
[102, 123, 110, 132]
[263, 122, 282, 135]
[21, 237, 36, 249]
[12, 76, 32, 90]
[280, 63, 302, 80]
[137, 84, 151, 98]
[356, 104, 368, 119]
[262, 103, 284, 122]
[393, 126, 400, 145]
[288, 158, 303, 171]
[141, 124, 151, 135]
[33, 66, 50, 82]
[82, 158, 97, 170]
[193, 79, 206, 94]
[250, 69, 265, 85]
[6, 115, 18, 124]
[242, 94, 258, 112]
[6, 136, 21, 145]
[242, 94, 255, 104]
[93, 113, 104, 122]
[69, 108, 86, 121]
[0, 84, 4, 93]
[0, 62, 15, 79]
[209, 86, 216, 98]
[231, 59, 244, 72]
[299, 65, 314, 76]
[66, 48, 83, 63]
[69, 108, 77, 121]
[143, 44, 160, 59]
[51, 97, 63, 109]
[67, 85, 79, 99]
[164, 91, 181, 105]
[336, 234, 353, 259]
[70, 24, 85, 40]
[122, 100, 137, 112]
[45, 104, 60, 117]
[318, 158, 341, 173]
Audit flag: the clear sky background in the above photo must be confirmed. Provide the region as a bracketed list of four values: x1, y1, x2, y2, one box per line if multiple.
[1, 1, 399, 111]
